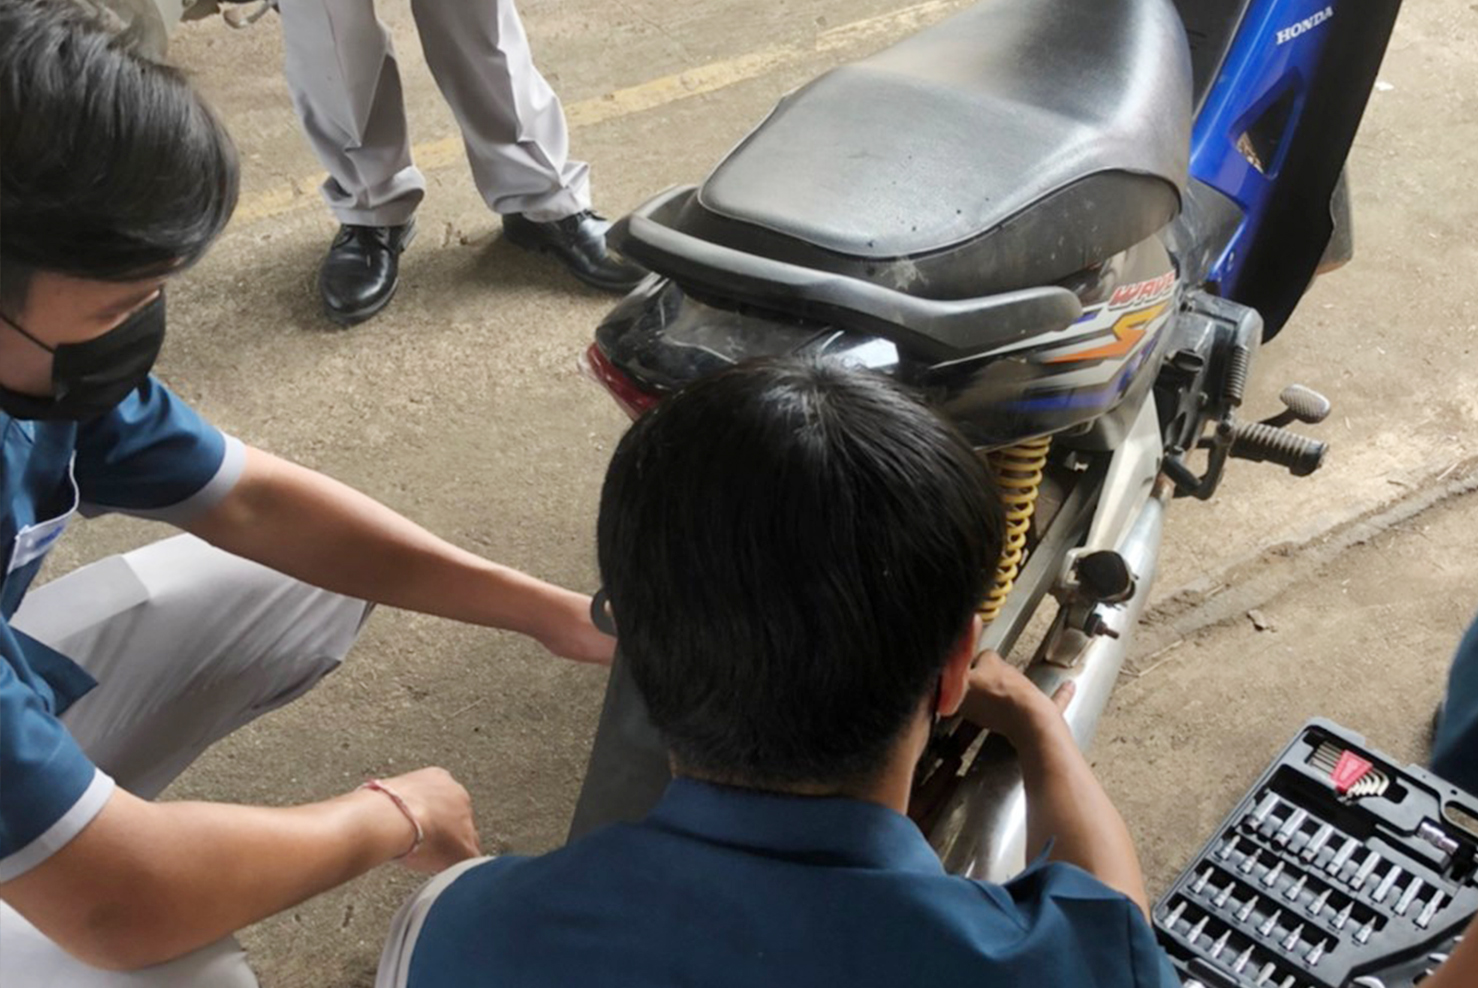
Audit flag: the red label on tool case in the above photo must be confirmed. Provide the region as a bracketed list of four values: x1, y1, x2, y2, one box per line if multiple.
[1332, 750, 1374, 795]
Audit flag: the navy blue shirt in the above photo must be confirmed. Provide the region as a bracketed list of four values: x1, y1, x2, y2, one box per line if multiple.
[1433, 613, 1478, 795]
[394, 778, 1180, 988]
[0, 378, 242, 881]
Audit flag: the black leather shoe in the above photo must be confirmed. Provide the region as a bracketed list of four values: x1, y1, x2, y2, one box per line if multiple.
[318, 221, 416, 326]
[502, 211, 648, 293]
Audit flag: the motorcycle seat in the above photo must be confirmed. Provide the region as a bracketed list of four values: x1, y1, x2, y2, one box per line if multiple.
[674, 0, 1193, 300]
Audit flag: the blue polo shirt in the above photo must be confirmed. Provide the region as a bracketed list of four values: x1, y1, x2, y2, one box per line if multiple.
[391, 778, 1180, 988]
[0, 377, 243, 881]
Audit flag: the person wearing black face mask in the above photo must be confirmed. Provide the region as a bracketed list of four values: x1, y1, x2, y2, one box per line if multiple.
[0, 3, 613, 984]
[0, 293, 166, 422]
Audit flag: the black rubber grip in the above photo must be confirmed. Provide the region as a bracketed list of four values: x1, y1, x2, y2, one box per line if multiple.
[1230, 421, 1327, 477]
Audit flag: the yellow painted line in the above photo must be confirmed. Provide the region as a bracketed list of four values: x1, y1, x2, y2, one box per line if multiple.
[231, 0, 969, 227]
[814, 0, 962, 51]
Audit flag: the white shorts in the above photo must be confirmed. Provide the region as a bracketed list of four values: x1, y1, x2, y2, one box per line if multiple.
[1, 534, 368, 987]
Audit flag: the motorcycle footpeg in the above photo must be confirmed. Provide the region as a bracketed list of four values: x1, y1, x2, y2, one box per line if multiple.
[1229, 421, 1327, 477]
[1074, 550, 1136, 604]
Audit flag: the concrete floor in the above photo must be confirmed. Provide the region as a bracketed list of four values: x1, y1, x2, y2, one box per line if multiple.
[34, 0, 1478, 984]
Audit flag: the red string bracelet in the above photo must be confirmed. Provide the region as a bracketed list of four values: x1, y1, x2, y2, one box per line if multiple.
[359, 779, 425, 859]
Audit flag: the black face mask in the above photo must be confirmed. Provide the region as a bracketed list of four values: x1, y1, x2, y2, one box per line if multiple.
[0, 293, 166, 422]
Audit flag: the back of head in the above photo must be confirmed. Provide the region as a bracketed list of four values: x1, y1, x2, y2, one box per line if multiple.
[598, 358, 1003, 790]
[0, 0, 239, 309]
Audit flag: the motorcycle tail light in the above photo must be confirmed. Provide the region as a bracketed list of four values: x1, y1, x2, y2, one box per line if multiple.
[580, 343, 662, 420]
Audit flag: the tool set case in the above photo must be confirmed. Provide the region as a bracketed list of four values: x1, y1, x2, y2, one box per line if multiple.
[1153, 719, 1476, 988]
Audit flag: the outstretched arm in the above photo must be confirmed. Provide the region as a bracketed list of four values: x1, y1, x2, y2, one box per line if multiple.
[186, 446, 613, 664]
[0, 768, 479, 971]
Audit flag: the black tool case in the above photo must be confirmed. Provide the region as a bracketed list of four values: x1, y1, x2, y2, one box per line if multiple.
[1153, 718, 1477, 988]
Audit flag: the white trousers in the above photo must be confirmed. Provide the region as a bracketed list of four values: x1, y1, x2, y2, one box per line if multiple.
[0, 535, 368, 987]
[280, 0, 592, 226]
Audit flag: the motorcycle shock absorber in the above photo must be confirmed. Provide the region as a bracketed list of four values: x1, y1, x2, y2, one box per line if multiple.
[978, 436, 1052, 625]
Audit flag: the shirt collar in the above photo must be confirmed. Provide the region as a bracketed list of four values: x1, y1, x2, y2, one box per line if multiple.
[645, 776, 946, 875]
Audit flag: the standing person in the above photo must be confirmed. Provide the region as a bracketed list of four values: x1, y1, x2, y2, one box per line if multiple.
[1416, 912, 1478, 987]
[0, 2, 611, 984]
[1432, 615, 1478, 795]
[1395, 618, 1478, 988]
[280, 0, 647, 325]
[376, 359, 1179, 988]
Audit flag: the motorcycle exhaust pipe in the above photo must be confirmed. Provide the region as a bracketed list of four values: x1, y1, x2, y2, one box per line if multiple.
[930, 483, 1169, 882]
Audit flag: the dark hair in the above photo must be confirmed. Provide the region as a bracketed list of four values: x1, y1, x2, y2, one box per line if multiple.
[598, 358, 1004, 788]
[0, 0, 239, 310]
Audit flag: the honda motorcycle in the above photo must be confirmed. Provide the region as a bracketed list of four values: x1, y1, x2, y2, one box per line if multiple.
[577, 0, 1403, 881]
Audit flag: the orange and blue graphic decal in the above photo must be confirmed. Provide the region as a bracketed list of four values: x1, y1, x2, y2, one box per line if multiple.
[1046, 302, 1169, 365]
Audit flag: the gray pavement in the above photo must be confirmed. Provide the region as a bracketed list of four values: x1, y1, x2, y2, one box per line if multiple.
[1102, 473, 1478, 899]
[32, 0, 1478, 984]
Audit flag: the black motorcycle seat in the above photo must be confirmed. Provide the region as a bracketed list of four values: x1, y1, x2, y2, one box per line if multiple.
[682, 0, 1192, 299]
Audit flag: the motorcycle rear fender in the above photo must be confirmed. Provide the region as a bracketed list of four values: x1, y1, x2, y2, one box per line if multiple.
[593, 237, 1180, 450]
[612, 187, 1084, 366]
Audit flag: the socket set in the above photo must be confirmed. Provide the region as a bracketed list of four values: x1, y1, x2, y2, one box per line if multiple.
[1154, 719, 1477, 988]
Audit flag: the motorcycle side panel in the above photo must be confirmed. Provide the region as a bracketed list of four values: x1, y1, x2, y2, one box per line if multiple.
[921, 238, 1180, 448]
[1171, 0, 1257, 108]
[1189, 0, 1403, 336]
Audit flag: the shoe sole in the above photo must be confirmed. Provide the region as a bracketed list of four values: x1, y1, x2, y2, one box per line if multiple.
[503, 228, 645, 295]
[321, 221, 417, 326]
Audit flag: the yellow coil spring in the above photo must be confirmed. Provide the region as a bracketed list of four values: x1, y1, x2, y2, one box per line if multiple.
[978, 436, 1052, 625]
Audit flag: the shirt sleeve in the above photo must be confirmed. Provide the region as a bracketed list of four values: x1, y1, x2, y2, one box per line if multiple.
[377, 857, 496, 988]
[1001, 859, 1182, 988]
[72, 376, 245, 525]
[0, 654, 116, 882]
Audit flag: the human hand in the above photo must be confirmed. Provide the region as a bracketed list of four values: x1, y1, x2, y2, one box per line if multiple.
[375, 767, 482, 874]
[959, 650, 1073, 745]
[536, 591, 616, 666]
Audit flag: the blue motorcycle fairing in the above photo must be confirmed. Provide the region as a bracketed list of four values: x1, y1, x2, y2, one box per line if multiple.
[1189, 0, 1403, 336]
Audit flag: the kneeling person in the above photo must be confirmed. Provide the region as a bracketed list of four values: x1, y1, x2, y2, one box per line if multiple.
[379, 359, 1178, 988]
[0, 3, 610, 983]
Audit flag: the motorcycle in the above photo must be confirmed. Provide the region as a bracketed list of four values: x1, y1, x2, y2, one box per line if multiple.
[574, 0, 1404, 882]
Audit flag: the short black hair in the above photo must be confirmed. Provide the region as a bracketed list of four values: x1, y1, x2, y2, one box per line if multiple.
[599, 358, 1003, 789]
[0, 0, 239, 310]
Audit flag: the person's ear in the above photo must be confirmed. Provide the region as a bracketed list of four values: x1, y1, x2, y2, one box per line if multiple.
[936, 615, 982, 718]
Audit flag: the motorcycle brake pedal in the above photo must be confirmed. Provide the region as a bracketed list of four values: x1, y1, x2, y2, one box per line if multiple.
[1262, 384, 1332, 428]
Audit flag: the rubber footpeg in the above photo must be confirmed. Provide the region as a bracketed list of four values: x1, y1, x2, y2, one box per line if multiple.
[1077, 550, 1134, 602]
[1230, 422, 1327, 477]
